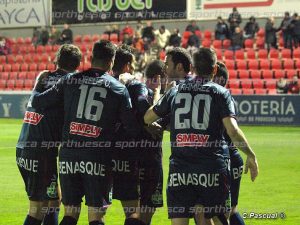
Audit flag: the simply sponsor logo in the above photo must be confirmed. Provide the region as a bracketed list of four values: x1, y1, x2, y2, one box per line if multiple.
[176, 133, 210, 147]
[23, 111, 44, 125]
[70, 122, 101, 138]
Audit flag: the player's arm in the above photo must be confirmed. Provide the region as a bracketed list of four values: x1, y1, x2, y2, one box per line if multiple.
[30, 72, 64, 109]
[223, 117, 259, 182]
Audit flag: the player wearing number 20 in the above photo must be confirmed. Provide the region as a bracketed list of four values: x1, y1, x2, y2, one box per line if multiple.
[144, 48, 259, 225]
[31, 40, 142, 225]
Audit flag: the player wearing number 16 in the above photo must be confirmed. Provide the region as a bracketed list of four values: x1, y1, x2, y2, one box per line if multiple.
[31, 40, 142, 225]
[144, 48, 259, 225]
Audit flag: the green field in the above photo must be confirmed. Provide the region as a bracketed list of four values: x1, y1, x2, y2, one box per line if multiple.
[0, 118, 300, 225]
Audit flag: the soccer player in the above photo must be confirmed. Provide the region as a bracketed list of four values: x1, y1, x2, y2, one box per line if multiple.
[213, 62, 245, 225]
[144, 48, 259, 225]
[30, 40, 141, 225]
[16, 44, 82, 225]
[112, 45, 164, 225]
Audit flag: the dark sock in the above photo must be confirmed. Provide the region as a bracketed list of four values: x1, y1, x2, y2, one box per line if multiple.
[59, 216, 77, 225]
[124, 218, 146, 225]
[230, 212, 245, 225]
[23, 215, 42, 225]
[217, 214, 229, 225]
[43, 210, 59, 225]
[89, 221, 104, 225]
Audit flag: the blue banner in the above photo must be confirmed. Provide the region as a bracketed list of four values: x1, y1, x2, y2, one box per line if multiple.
[0, 92, 30, 119]
[233, 95, 300, 126]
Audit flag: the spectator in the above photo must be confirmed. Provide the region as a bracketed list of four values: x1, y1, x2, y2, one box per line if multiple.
[49, 26, 61, 45]
[230, 27, 244, 51]
[59, 23, 73, 44]
[168, 28, 181, 48]
[32, 27, 41, 46]
[122, 22, 134, 37]
[279, 12, 293, 49]
[265, 17, 278, 51]
[276, 78, 288, 94]
[288, 75, 300, 94]
[142, 21, 155, 50]
[154, 25, 171, 50]
[0, 36, 11, 55]
[40, 27, 49, 46]
[133, 31, 144, 53]
[136, 20, 144, 34]
[185, 20, 200, 33]
[103, 25, 112, 37]
[187, 30, 200, 48]
[111, 24, 120, 40]
[122, 33, 133, 46]
[292, 13, 300, 48]
[244, 16, 259, 39]
[215, 16, 230, 40]
[228, 7, 242, 35]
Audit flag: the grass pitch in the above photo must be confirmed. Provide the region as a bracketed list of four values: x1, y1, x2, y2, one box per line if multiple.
[0, 118, 299, 225]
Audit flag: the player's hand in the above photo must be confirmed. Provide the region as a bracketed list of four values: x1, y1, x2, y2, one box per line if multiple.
[33, 70, 50, 92]
[144, 122, 163, 140]
[152, 75, 161, 94]
[119, 72, 135, 85]
[245, 154, 259, 182]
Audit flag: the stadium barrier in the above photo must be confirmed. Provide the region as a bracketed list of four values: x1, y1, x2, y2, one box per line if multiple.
[0, 92, 300, 126]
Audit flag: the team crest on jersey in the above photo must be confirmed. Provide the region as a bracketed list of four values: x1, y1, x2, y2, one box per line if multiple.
[70, 122, 102, 138]
[23, 111, 44, 125]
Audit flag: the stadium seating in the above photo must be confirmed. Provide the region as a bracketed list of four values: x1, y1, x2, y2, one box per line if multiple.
[260, 59, 270, 70]
[239, 70, 250, 79]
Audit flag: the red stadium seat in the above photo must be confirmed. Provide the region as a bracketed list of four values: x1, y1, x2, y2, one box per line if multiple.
[78, 62, 84, 71]
[256, 38, 265, 49]
[10, 46, 19, 54]
[15, 55, 24, 64]
[0, 80, 6, 89]
[257, 28, 265, 38]
[228, 80, 240, 89]
[224, 50, 234, 60]
[33, 54, 40, 63]
[27, 72, 36, 80]
[258, 49, 268, 59]
[255, 89, 267, 95]
[228, 70, 238, 79]
[281, 48, 292, 59]
[24, 79, 34, 90]
[279, 38, 284, 48]
[183, 31, 192, 39]
[222, 39, 231, 49]
[248, 60, 259, 70]
[240, 79, 252, 89]
[202, 39, 211, 48]
[262, 70, 274, 79]
[250, 70, 261, 79]
[24, 37, 32, 45]
[230, 89, 242, 95]
[16, 37, 25, 45]
[36, 46, 45, 54]
[19, 46, 27, 54]
[50, 52, 56, 61]
[9, 72, 18, 79]
[4, 64, 12, 72]
[101, 34, 109, 41]
[236, 60, 247, 70]
[273, 70, 285, 79]
[260, 59, 270, 69]
[295, 59, 300, 69]
[224, 60, 235, 70]
[74, 35, 82, 44]
[252, 79, 264, 89]
[21, 63, 29, 72]
[195, 30, 202, 39]
[6, 80, 16, 89]
[83, 62, 91, 70]
[269, 49, 279, 59]
[29, 64, 38, 71]
[203, 30, 212, 39]
[245, 39, 254, 49]
[18, 72, 27, 80]
[110, 34, 119, 43]
[92, 34, 101, 42]
[15, 80, 24, 90]
[243, 89, 254, 95]
[0, 56, 6, 64]
[235, 50, 245, 60]
[11, 64, 20, 72]
[52, 45, 60, 52]
[283, 59, 295, 70]
[24, 55, 32, 63]
[271, 59, 282, 69]
[265, 79, 277, 89]
[28, 45, 36, 54]
[45, 45, 53, 53]
[215, 49, 222, 60]
[268, 89, 277, 95]
[286, 70, 298, 79]
[7, 55, 15, 64]
[1, 72, 9, 80]
[83, 35, 92, 43]
[41, 54, 49, 63]
[293, 48, 300, 59]
[38, 64, 47, 71]
[0, 64, 3, 72]
[47, 63, 56, 71]
[246, 49, 256, 59]
[239, 70, 250, 79]
[212, 40, 222, 49]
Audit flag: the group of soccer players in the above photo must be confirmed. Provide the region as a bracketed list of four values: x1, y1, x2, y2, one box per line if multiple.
[16, 40, 259, 225]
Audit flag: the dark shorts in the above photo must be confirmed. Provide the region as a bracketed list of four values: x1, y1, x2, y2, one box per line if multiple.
[16, 148, 59, 201]
[167, 161, 230, 219]
[59, 149, 112, 207]
[139, 154, 163, 208]
[112, 158, 139, 201]
[230, 153, 244, 207]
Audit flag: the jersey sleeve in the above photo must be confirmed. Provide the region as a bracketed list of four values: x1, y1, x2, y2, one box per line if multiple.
[219, 90, 236, 119]
[153, 87, 177, 118]
[119, 87, 142, 138]
[31, 77, 64, 109]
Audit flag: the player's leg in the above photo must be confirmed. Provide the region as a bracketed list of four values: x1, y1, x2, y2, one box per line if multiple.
[59, 204, 81, 225]
[230, 206, 245, 225]
[43, 199, 60, 225]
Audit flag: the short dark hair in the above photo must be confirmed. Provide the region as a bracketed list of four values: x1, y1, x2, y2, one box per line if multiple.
[193, 48, 217, 77]
[166, 47, 192, 73]
[144, 60, 165, 79]
[214, 61, 229, 87]
[56, 44, 81, 71]
[112, 44, 134, 73]
[92, 40, 116, 65]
